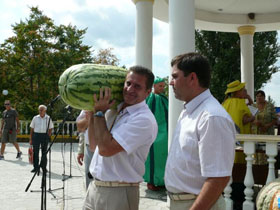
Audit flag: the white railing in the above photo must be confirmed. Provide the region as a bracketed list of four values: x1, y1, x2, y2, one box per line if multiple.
[224, 134, 280, 210]
[18, 120, 77, 136]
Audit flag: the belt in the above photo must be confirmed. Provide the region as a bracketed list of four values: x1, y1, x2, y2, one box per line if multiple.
[94, 179, 139, 187]
[168, 192, 197, 201]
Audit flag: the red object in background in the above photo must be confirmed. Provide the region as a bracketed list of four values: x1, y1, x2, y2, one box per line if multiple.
[28, 146, 33, 164]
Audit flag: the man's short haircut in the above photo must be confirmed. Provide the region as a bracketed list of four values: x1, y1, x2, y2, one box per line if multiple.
[128, 65, 155, 90]
[38, 105, 47, 111]
[171, 52, 211, 88]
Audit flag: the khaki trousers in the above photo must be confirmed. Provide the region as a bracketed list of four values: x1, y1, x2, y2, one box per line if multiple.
[170, 195, 225, 210]
[83, 181, 139, 210]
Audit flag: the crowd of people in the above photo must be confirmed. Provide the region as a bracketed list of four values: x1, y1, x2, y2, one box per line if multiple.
[1, 52, 280, 210]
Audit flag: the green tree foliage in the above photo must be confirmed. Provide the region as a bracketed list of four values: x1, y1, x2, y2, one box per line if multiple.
[163, 76, 169, 96]
[195, 30, 280, 103]
[267, 95, 276, 107]
[0, 7, 92, 119]
[93, 48, 120, 66]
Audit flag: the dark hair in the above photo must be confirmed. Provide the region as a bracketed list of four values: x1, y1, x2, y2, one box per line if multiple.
[256, 90, 265, 98]
[128, 65, 155, 90]
[171, 52, 211, 88]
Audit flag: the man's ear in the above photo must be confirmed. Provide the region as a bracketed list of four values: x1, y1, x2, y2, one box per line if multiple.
[146, 88, 152, 96]
[189, 72, 196, 80]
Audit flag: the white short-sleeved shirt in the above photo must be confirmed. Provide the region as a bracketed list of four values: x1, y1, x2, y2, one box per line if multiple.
[76, 110, 89, 145]
[89, 100, 158, 183]
[30, 114, 54, 133]
[164, 89, 236, 194]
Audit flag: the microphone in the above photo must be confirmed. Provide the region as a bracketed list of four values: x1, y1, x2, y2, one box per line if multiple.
[51, 95, 61, 104]
[48, 95, 61, 107]
[65, 105, 72, 113]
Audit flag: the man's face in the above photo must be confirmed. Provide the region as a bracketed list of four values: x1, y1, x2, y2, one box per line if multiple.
[153, 82, 165, 94]
[4, 101, 11, 110]
[39, 108, 46, 117]
[123, 72, 151, 106]
[169, 65, 193, 102]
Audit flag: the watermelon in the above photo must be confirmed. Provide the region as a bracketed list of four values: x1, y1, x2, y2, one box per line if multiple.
[58, 64, 127, 110]
[256, 178, 280, 210]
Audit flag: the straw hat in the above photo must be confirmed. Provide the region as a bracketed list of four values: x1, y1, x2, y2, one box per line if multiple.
[225, 80, 245, 94]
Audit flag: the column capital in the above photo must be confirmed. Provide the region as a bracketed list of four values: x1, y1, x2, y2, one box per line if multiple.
[133, 0, 154, 4]
[238, 25, 256, 35]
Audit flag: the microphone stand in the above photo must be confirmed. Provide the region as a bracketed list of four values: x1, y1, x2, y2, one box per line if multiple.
[45, 102, 64, 198]
[62, 106, 81, 181]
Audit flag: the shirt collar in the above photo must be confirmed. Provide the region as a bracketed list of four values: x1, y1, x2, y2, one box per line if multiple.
[39, 114, 48, 119]
[117, 100, 146, 115]
[184, 89, 211, 114]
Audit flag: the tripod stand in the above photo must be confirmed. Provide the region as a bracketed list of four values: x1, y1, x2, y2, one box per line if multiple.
[29, 148, 63, 199]
[62, 107, 81, 181]
[25, 101, 73, 210]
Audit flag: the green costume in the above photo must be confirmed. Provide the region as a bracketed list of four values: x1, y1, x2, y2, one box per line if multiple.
[143, 91, 168, 186]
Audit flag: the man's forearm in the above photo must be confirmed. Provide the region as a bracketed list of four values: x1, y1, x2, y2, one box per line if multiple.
[93, 116, 112, 155]
[190, 176, 230, 210]
[30, 129, 34, 143]
[16, 118, 20, 129]
[48, 129, 52, 136]
[1, 119, 4, 130]
[77, 118, 88, 132]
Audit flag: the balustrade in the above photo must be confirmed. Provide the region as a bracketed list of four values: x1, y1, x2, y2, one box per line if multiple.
[224, 134, 280, 210]
[17, 120, 77, 136]
[1, 121, 280, 209]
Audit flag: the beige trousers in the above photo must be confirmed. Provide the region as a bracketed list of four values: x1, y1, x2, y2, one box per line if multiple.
[83, 181, 139, 210]
[170, 195, 225, 210]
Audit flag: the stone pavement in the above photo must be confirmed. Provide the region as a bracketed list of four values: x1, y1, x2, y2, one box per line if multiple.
[0, 143, 169, 210]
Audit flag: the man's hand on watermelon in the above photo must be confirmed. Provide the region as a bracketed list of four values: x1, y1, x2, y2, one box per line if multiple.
[93, 87, 115, 113]
[89, 87, 124, 157]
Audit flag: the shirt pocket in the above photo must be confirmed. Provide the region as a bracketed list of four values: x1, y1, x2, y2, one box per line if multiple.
[174, 136, 199, 172]
[180, 136, 198, 157]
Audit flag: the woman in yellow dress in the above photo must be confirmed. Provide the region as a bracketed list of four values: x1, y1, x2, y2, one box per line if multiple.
[222, 80, 255, 134]
[222, 80, 255, 210]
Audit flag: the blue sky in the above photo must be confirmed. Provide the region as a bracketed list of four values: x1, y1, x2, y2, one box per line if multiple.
[0, 0, 279, 106]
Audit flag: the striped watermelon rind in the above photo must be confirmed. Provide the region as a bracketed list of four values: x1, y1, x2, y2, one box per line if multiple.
[58, 64, 127, 110]
[256, 178, 280, 210]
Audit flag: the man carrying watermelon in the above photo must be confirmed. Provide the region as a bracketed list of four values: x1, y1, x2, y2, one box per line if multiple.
[164, 53, 236, 210]
[83, 66, 158, 210]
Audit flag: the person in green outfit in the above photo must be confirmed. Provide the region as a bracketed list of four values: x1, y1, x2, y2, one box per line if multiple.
[143, 77, 168, 191]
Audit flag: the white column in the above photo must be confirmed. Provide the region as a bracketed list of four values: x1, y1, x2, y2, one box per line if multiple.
[133, 0, 154, 70]
[169, 0, 195, 143]
[238, 26, 255, 98]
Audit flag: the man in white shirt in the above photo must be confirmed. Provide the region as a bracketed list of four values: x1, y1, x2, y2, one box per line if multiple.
[83, 66, 158, 210]
[29, 105, 54, 173]
[165, 53, 236, 210]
